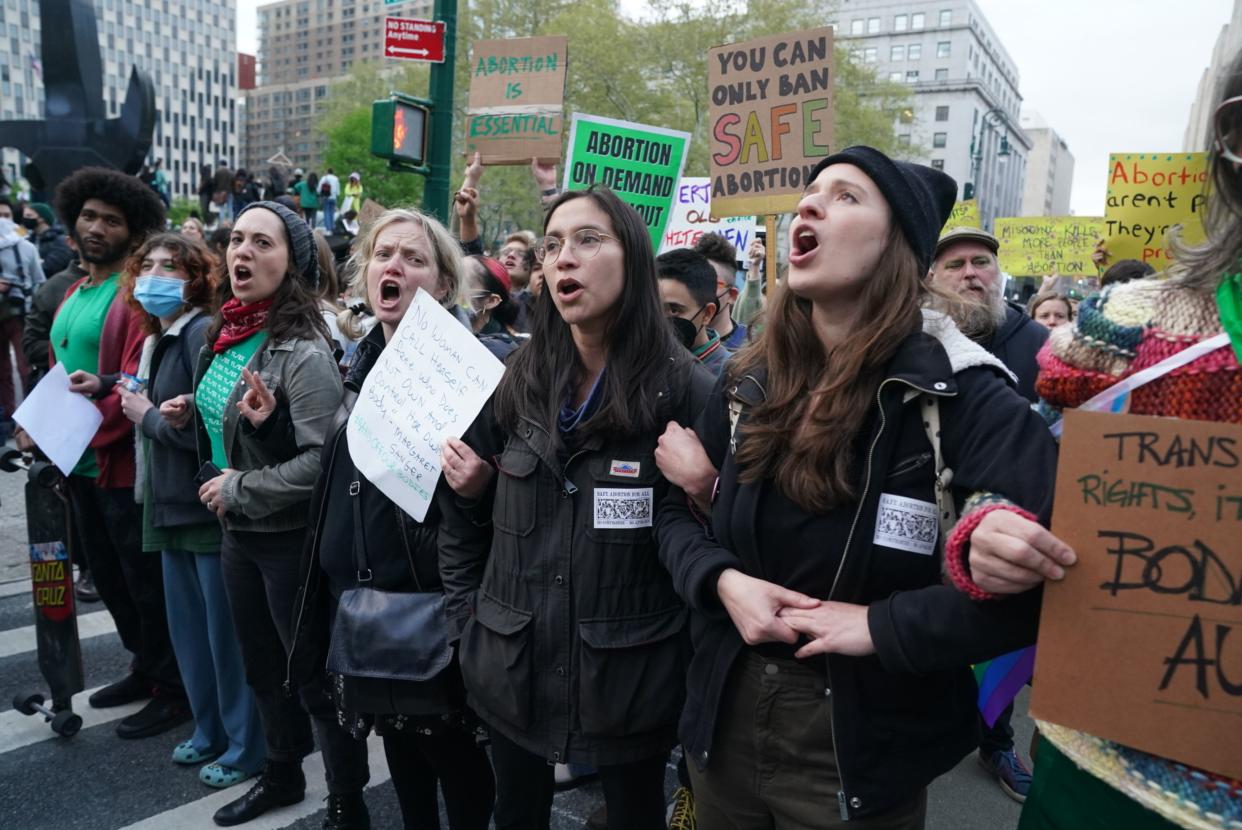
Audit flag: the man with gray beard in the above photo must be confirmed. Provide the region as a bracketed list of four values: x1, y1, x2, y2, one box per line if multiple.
[923, 225, 1048, 803]
[926, 227, 1048, 403]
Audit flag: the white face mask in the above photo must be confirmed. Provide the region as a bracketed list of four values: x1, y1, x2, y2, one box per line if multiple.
[0, 218, 16, 237]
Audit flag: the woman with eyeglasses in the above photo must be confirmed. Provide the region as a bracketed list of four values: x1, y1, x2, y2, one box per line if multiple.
[464, 254, 526, 358]
[978, 49, 1242, 830]
[438, 186, 714, 830]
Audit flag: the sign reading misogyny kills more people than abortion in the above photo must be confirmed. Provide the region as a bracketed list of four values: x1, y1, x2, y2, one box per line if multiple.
[563, 114, 691, 250]
[1104, 153, 1208, 267]
[466, 36, 568, 164]
[659, 177, 758, 256]
[347, 290, 505, 523]
[708, 27, 835, 217]
[994, 216, 1105, 276]
[1031, 410, 1242, 780]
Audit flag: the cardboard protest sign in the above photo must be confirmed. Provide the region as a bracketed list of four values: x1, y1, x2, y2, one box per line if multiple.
[1031, 410, 1242, 780]
[563, 113, 691, 250]
[357, 198, 388, 234]
[465, 36, 568, 164]
[347, 290, 505, 522]
[659, 177, 758, 257]
[707, 28, 835, 217]
[1104, 153, 1208, 268]
[943, 200, 980, 232]
[994, 216, 1105, 276]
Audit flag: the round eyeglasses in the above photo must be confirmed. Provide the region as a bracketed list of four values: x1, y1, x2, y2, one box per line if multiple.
[535, 228, 618, 264]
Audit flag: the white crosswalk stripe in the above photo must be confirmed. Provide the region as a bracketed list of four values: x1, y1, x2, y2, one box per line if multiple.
[0, 610, 117, 659]
[0, 685, 143, 755]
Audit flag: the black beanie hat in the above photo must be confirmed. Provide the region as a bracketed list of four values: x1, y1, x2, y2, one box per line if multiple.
[807, 146, 958, 273]
[235, 200, 319, 289]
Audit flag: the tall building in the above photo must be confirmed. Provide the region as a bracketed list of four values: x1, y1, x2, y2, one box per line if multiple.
[1, 0, 239, 201]
[243, 0, 433, 173]
[832, 0, 1030, 230]
[1019, 110, 1074, 217]
[1184, 0, 1242, 152]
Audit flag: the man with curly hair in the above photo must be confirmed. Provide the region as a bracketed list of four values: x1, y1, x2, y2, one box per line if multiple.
[38, 167, 188, 739]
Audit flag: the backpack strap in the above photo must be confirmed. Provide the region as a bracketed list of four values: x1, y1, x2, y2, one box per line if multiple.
[920, 393, 957, 547]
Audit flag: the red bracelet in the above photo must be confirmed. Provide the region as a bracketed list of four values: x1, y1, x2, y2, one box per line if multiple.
[944, 502, 1038, 601]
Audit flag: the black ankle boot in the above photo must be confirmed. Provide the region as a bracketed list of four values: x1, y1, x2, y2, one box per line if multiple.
[212, 760, 306, 826]
[322, 792, 370, 830]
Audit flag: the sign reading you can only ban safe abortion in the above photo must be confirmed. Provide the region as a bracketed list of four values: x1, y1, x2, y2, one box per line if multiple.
[1104, 153, 1208, 268]
[563, 114, 691, 250]
[347, 290, 505, 523]
[465, 36, 568, 164]
[708, 27, 835, 217]
[1031, 410, 1242, 780]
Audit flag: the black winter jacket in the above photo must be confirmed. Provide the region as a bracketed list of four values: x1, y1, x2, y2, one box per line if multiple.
[34, 227, 74, 280]
[437, 355, 714, 766]
[982, 302, 1049, 403]
[654, 318, 1056, 820]
[140, 312, 218, 528]
[286, 326, 464, 715]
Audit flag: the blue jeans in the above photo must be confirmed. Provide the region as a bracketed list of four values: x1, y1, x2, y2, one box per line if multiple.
[321, 197, 336, 232]
[163, 548, 265, 773]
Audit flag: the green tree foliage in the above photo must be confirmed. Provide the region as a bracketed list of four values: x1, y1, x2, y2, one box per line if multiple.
[313, 0, 911, 244]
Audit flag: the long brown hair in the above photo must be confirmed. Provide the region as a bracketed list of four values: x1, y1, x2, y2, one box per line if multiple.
[731, 224, 924, 513]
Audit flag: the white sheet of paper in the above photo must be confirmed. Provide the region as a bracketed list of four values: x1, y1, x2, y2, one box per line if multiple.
[13, 363, 105, 476]
[346, 289, 506, 522]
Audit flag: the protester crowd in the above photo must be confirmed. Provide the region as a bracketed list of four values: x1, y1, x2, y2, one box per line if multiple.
[6, 39, 1242, 830]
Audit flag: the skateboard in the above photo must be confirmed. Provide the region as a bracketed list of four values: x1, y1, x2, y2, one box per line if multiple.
[1, 448, 85, 737]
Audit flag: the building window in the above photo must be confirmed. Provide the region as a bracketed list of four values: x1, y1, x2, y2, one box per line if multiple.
[908, 43, 922, 59]
[890, 45, 905, 61]
[889, 71, 903, 82]
[931, 159, 945, 170]
[864, 47, 877, 62]
[935, 67, 948, 80]
[911, 12, 925, 28]
[894, 13, 907, 31]
[937, 41, 951, 58]
[867, 17, 880, 33]
[933, 132, 947, 148]
[850, 18, 863, 35]
[906, 70, 919, 82]
[898, 134, 911, 146]
[940, 9, 952, 26]
[935, 105, 949, 121]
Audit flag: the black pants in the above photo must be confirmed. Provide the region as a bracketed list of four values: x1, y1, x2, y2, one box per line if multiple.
[489, 730, 666, 830]
[66, 474, 181, 692]
[978, 702, 1016, 756]
[383, 727, 495, 830]
[219, 527, 369, 794]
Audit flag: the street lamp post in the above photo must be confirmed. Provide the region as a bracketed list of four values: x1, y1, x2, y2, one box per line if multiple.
[964, 107, 1013, 223]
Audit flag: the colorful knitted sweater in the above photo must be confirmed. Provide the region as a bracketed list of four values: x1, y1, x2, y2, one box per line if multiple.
[1035, 277, 1242, 830]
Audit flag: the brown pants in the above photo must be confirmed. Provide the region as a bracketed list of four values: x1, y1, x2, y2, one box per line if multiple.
[690, 652, 927, 830]
[0, 316, 28, 417]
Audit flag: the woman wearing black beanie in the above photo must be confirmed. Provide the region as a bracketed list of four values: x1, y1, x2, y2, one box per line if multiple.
[655, 147, 1070, 828]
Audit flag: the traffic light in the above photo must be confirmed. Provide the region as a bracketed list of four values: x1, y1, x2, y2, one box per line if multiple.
[371, 94, 431, 167]
[963, 182, 975, 200]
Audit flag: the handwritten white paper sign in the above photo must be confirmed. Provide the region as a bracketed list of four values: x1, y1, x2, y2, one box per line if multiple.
[346, 289, 506, 522]
[13, 363, 105, 476]
[658, 176, 757, 258]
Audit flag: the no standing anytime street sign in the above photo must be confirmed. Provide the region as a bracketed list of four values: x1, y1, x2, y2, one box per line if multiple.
[384, 17, 446, 63]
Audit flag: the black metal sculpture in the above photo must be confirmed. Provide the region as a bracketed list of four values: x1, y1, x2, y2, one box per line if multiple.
[0, 0, 156, 193]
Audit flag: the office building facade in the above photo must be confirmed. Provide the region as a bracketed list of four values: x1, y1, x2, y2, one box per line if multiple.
[832, 0, 1030, 230]
[1019, 110, 1073, 217]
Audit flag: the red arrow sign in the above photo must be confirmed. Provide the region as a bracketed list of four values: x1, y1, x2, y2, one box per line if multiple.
[384, 17, 446, 64]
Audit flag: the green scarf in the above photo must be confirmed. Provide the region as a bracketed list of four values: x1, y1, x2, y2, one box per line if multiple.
[1217, 270, 1242, 363]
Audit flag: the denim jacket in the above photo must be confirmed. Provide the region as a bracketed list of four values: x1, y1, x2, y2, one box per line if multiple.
[192, 333, 343, 533]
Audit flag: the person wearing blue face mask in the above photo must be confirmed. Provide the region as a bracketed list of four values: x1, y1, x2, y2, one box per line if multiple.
[114, 232, 266, 790]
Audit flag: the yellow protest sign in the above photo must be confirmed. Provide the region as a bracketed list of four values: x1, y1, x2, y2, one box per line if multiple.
[1104, 153, 1208, 268]
[943, 200, 979, 232]
[994, 216, 1105, 276]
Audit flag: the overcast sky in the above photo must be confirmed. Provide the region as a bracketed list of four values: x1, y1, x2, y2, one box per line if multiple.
[235, 0, 1235, 215]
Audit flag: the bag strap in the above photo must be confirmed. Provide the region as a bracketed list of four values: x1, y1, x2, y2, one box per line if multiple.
[727, 395, 744, 453]
[920, 394, 957, 546]
[349, 464, 372, 583]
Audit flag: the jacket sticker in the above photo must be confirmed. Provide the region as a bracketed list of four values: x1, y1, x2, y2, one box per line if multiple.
[873, 493, 938, 556]
[609, 460, 641, 478]
[594, 488, 653, 529]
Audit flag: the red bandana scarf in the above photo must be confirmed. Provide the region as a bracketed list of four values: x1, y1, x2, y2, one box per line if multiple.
[213, 297, 274, 353]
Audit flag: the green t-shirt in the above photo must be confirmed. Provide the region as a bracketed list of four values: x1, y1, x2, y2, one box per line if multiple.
[141, 445, 221, 553]
[196, 332, 266, 469]
[49, 274, 120, 478]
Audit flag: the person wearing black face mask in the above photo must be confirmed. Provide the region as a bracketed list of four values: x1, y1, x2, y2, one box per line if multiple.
[22, 201, 75, 278]
[657, 248, 732, 377]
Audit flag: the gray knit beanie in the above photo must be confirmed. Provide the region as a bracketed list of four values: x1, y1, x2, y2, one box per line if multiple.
[235, 200, 319, 289]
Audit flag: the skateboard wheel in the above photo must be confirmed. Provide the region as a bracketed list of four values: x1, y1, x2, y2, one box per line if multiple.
[50, 710, 82, 737]
[13, 692, 44, 716]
